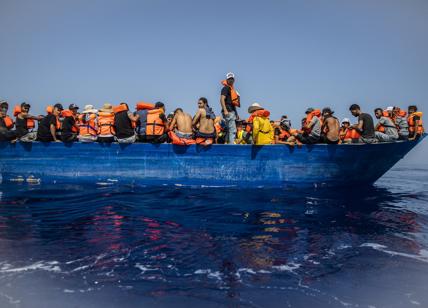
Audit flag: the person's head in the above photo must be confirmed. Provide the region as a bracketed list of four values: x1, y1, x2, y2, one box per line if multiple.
[341, 118, 350, 128]
[236, 121, 243, 131]
[174, 108, 183, 115]
[281, 115, 288, 120]
[226, 72, 235, 86]
[374, 108, 384, 119]
[167, 112, 174, 123]
[305, 107, 314, 115]
[408, 105, 417, 114]
[198, 97, 208, 108]
[280, 119, 291, 131]
[322, 107, 334, 117]
[69, 103, 79, 115]
[20, 102, 31, 113]
[53, 103, 64, 116]
[155, 101, 165, 111]
[349, 104, 361, 117]
[0, 101, 8, 115]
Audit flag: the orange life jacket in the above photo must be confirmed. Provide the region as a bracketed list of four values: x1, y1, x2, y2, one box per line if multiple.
[340, 127, 361, 140]
[97, 112, 115, 136]
[78, 113, 97, 136]
[113, 104, 136, 128]
[136, 102, 155, 111]
[245, 110, 270, 133]
[168, 131, 196, 146]
[195, 137, 214, 146]
[60, 110, 78, 133]
[408, 112, 424, 135]
[278, 128, 291, 141]
[304, 109, 321, 133]
[1, 115, 14, 129]
[13, 105, 35, 129]
[146, 109, 166, 136]
[221, 80, 240, 107]
[45, 105, 61, 130]
[377, 113, 396, 133]
[46, 105, 53, 114]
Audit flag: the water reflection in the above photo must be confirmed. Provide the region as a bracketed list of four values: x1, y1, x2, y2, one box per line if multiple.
[0, 179, 427, 307]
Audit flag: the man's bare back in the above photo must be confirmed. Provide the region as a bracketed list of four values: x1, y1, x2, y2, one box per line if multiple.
[172, 111, 193, 134]
[193, 108, 215, 134]
[324, 117, 339, 142]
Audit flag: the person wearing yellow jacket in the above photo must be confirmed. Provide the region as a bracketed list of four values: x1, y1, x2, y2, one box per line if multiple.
[248, 103, 274, 145]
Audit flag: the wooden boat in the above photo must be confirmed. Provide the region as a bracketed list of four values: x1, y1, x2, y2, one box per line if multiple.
[0, 137, 425, 187]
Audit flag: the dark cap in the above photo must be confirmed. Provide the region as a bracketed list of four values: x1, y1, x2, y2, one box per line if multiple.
[53, 103, 64, 111]
[0, 100, 8, 108]
[305, 107, 314, 114]
[21, 102, 31, 108]
[322, 107, 334, 115]
[69, 103, 79, 110]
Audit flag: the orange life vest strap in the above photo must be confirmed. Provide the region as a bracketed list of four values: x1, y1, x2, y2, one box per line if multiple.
[221, 80, 240, 107]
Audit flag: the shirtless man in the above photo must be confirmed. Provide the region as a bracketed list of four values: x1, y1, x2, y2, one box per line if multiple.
[321, 107, 340, 144]
[169, 108, 193, 139]
[193, 97, 216, 139]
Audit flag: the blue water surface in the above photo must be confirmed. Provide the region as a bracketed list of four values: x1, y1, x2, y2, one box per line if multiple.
[0, 164, 427, 308]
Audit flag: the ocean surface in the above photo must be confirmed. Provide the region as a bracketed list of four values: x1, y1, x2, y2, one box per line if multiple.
[0, 163, 427, 308]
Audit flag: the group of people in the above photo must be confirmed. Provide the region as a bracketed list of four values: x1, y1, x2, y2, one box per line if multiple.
[0, 72, 424, 146]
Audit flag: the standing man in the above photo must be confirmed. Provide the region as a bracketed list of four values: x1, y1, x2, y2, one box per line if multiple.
[220, 72, 240, 144]
[349, 104, 376, 143]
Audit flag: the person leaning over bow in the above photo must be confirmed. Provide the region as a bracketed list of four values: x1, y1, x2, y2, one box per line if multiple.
[374, 107, 398, 142]
[61, 103, 79, 142]
[407, 105, 424, 141]
[0, 101, 17, 142]
[220, 72, 240, 144]
[392, 106, 409, 140]
[349, 104, 377, 143]
[247, 103, 274, 145]
[37, 103, 63, 142]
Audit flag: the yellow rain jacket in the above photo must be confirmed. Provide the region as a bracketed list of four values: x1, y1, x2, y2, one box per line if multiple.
[252, 113, 274, 145]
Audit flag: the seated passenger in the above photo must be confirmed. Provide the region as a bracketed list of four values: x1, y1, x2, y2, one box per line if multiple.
[374, 108, 398, 142]
[274, 118, 300, 146]
[214, 116, 227, 144]
[407, 105, 424, 141]
[37, 103, 63, 142]
[339, 118, 360, 144]
[169, 108, 195, 145]
[392, 106, 409, 140]
[61, 104, 79, 142]
[349, 104, 377, 143]
[193, 97, 216, 145]
[114, 102, 139, 143]
[295, 108, 321, 144]
[97, 103, 115, 143]
[13, 102, 43, 142]
[145, 102, 167, 143]
[135, 102, 155, 142]
[0, 101, 17, 142]
[78, 105, 98, 143]
[247, 103, 273, 145]
[234, 121, 247, 144]
[320, 107, 340, 144]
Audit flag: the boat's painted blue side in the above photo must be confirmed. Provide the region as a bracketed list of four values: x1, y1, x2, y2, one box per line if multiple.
[0, 137, 424, 187]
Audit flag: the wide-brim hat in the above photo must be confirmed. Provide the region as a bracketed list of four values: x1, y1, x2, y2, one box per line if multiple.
[248, 103, 264, 113]
[99, 103, 113, 112]
[82, 104, 98, 114]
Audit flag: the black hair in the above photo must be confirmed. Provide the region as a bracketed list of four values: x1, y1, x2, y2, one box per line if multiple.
[199, 97, 208, 105]
[408, 105, 417, 111]
[21, 102, 31, 108]
[349, 104, 360, 111]
[374, 108, 383, 114]
[155, 102, 164, 108]
[174, 108, 183, 113]
[0, 102, 9, 108]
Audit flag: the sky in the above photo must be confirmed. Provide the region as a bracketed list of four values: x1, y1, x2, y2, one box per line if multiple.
[0, 0, 427, 156]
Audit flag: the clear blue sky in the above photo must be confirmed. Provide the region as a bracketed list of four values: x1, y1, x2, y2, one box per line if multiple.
[1, 0, 427, 156]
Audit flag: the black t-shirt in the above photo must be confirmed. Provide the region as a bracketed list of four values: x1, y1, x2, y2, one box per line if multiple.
[221, 86, 236, 113]
[62, 116, 76, 136]
[274, 127, 281, 136]
[114, 111, 134, 139]
[15, 116, 28, 138]
[358, 113, 375, 138]
[37, 114, 56, 141]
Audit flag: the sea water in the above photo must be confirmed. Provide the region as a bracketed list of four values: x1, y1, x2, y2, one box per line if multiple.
[0, 163, 427, 308]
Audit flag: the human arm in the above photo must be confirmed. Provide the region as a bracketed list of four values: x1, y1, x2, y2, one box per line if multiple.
[169, 115, 177, 131]
[192, 109, 201, 127]
[127, 111, 139, 122]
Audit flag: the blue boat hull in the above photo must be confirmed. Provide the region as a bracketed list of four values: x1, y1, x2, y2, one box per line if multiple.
[0, 138, 424, 187]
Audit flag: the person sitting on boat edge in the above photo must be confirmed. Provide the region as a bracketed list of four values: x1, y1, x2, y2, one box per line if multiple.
[134, 102, 155, 142]
[113, 102, 139, 143]
[145, 102, 168, 143]
[374, 107, 398, 142]
[0, 101, 17, 142]
[274, 118, 301, 146]
[192, 97, 216, 145]
[97, 103, 115, 143]
[339, 118, 361, 144]
[220, 72, 240, 144]
[349, 104, 377, 143]
[168, 108, 195, 145]
[234, 120, 247, 144]
[214, 116, 227, 144]
[247, 103, 274, 145]
[295, 108, 322, 144]
[320, 107, 340, 144]
[77, 105, 98, 143]
[37, 103, 63, 142]
[14, 102, 43, 142]
[61, 104, 79, 142]
[407, 105, 424, 141]
[392, 106, 409, 140]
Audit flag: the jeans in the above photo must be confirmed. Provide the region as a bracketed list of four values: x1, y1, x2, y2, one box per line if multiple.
[224, 111, 237, 144]
[375, 131, 398, 142]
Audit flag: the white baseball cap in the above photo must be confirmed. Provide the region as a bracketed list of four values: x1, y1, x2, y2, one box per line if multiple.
[226, 72, 235, 79]
[341, 118, 350, 124]
[386, 106, 394, 111]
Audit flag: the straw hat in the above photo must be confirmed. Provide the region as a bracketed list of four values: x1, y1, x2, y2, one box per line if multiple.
[99, 103, 113, 113]
[248, 103, 264, 114]
[82, 104, 98, 114]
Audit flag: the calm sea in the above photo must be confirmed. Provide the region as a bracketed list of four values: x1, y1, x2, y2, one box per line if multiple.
[0, 163, 427, 308]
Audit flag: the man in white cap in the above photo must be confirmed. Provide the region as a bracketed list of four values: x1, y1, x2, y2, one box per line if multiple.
[220, 72, 240, 144]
